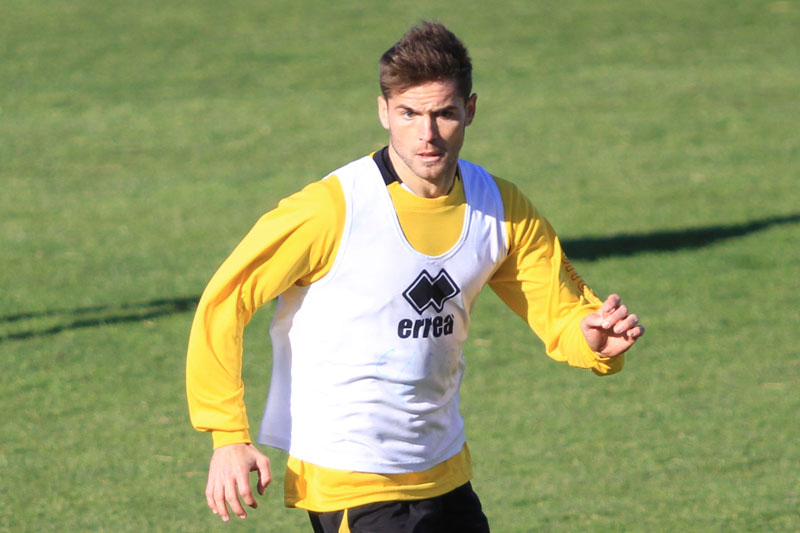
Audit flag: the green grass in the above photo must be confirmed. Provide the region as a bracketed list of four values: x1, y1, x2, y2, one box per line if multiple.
[1, 0, 798, 531]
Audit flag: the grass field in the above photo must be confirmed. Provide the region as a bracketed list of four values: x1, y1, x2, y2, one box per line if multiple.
[1, 0, 798, 531]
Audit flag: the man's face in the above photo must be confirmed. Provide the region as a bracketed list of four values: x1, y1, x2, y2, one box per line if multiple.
[378, 80, 476, 195]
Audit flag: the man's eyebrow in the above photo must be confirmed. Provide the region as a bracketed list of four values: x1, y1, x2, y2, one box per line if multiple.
[395, 104, 459, 114]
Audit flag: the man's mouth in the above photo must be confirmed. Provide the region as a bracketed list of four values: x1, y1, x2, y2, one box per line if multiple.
[417, 150, 444, 162]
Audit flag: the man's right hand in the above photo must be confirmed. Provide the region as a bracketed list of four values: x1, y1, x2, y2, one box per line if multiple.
[205, 443, 271, 522]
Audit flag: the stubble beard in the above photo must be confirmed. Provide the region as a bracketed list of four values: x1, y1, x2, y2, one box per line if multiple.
[392, 141, 457, 186]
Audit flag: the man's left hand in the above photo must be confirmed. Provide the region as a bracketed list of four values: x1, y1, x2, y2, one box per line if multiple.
[580, 294, 644, 357]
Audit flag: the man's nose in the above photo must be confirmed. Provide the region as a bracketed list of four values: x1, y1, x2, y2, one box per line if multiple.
[419, 115, 439, 142]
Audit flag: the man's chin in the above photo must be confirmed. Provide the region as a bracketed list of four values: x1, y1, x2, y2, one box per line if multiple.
[416, 160, 454, 178]
[415, 169, 448, 182]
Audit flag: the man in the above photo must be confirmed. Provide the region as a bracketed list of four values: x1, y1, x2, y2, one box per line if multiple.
[186, 21, 643, 532]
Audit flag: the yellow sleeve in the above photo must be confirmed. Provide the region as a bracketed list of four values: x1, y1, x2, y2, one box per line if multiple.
[488, 177, 624, 375]
[186, 176, 346, 448]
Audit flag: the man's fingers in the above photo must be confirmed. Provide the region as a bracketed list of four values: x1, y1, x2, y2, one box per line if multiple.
[225, 478, 247, 520]
[582, 294, 644, 355]
[205, 481, 215, 513]
[612, 313, 638, 334]
[214, 485, 231, 522]
[206, 475, 225, 519]
[601, 304, 628, 329]
[627, 324, 645, 340]
[600, 294, 621, 316]
[204, 443, 272, 521]
[256, 455, 272, 495]
[582, 311, 605, 329]
[237, 470, 258, 509]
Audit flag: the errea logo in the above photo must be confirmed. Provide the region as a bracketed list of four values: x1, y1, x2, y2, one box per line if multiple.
[402, 269, 460, 315]
[397, 269, 459, 339]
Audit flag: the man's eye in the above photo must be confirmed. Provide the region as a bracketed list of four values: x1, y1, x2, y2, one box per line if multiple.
[402, 110, 415, 118]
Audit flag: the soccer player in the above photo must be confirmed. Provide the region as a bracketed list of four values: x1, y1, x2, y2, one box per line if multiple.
[186, 21, 644, 532]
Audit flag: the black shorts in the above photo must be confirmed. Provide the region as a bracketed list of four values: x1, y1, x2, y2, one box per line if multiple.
[308, 482, 490, 533]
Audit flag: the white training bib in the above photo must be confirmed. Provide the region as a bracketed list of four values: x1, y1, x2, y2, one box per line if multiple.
[258, 155, 507, 473]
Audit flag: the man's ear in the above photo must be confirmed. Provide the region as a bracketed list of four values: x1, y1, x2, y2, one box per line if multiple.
[465, 93, 477, 126]
[377, 96, 390, 130]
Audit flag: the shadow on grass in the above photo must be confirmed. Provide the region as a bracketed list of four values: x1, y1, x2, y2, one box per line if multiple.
[563, 213, 800, 261]
[2, 213, 798, 343]
[0, 297, 198, 342]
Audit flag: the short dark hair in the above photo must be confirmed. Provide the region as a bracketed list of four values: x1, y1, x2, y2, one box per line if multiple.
[379, 21, 473, 100]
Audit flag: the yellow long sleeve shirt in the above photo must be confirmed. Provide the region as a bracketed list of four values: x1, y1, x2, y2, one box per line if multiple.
[186, 153, 623, 511]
